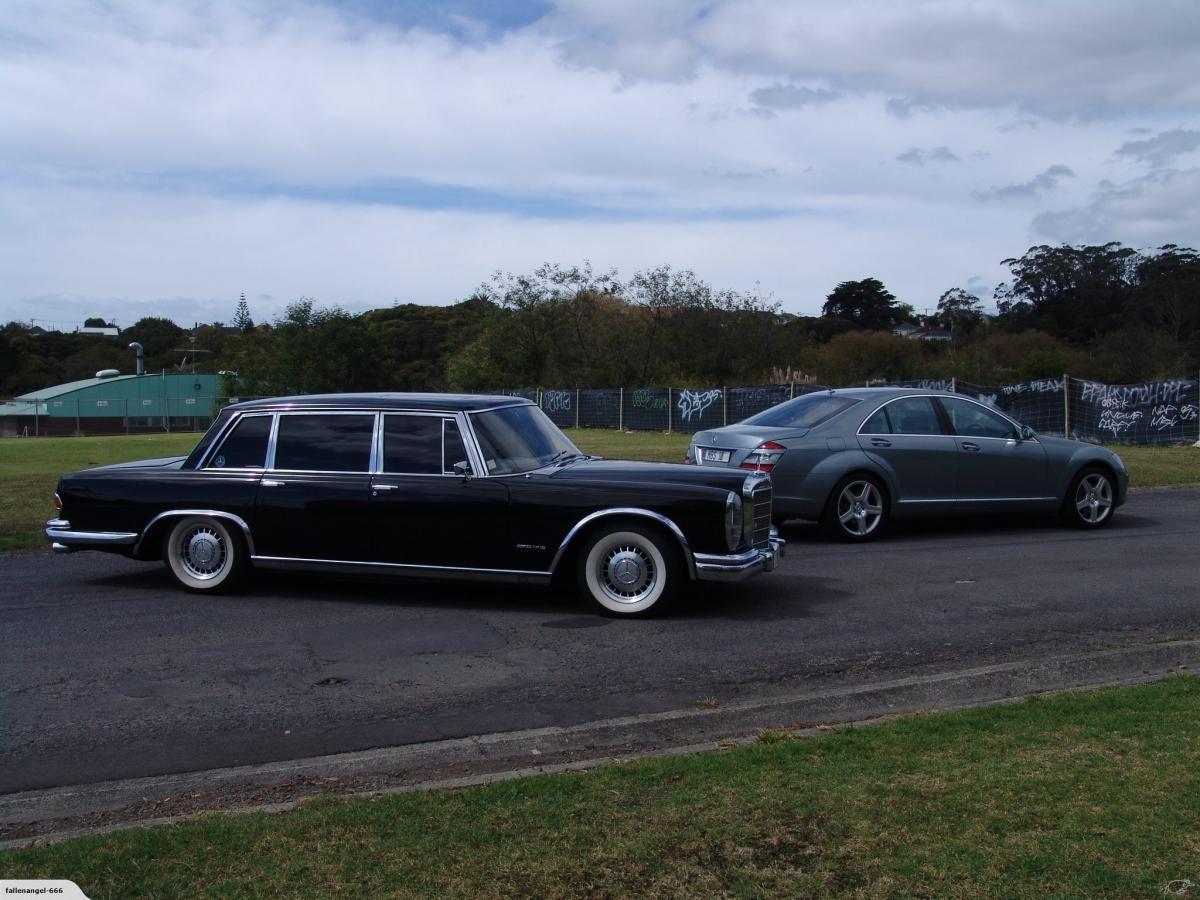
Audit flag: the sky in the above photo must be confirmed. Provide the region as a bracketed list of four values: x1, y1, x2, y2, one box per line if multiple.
[1, 0, 1198, 329]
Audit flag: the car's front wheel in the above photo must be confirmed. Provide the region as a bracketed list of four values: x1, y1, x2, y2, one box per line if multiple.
[577, 525, 680, 617]
[822, 474, 888, 541]
[1062, 466, 1116, 529]
[163, 516, 246, 592]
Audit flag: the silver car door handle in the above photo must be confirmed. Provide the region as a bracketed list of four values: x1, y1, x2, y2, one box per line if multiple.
[961, 442, 981, 452]
[870, 439, 892, 447]
[373, 484, 399, 491]
[262, 479, 287, 487]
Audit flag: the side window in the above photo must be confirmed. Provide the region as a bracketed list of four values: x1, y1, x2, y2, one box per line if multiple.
[861, 406, 891, 434]
[273, 414, 374, 472]
[883, 398, 943, 435]
[383, 416, 472, 475]
[940, 398, 1016, 439]
[383, 415, 442, 474]
[208, 415, 272, 469]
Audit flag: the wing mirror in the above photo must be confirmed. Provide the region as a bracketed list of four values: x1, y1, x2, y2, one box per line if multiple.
[1017, 425, 1036, 441]
[453, 460, 473, 480]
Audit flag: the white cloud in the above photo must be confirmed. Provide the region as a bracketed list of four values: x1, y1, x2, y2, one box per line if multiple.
[1034, 168, 1200, 245]
[0, 0, 1197, 328]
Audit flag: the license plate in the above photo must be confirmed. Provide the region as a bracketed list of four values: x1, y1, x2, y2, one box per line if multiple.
[702, 448, 731, 463]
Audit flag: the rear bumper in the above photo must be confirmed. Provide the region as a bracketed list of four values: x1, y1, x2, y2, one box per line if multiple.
[693, 532, 786, 582]
[45, 519, 137, 553]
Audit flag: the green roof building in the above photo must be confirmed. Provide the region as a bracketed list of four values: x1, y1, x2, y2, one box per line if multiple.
[1, 372, 222, 437]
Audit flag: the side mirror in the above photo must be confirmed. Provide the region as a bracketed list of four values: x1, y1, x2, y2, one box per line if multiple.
[453, 461, 473, 479]
[1018, 425, 1036, 441]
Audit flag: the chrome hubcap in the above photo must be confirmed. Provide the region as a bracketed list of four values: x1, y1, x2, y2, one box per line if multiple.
[600, 546, 655, 602]
[1076, 474, 1113, 524]
[837, 481, 883, 536]
[181, 527, 226, 579]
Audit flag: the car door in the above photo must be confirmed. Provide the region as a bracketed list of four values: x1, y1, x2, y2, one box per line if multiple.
[369, 413, 511, 569]
[253, 412, 376, 561]
[856, 396, 958, 507]
[936, 397, 1050, 508]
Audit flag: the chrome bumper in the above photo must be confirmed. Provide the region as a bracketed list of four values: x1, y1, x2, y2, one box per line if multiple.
[45, 518, 137, 553]
[693, 534, 786, 582]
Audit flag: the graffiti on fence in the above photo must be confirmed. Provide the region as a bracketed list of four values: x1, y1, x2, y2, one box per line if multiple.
[1150, 404, 1199, 430]
[676, 388, 722, 423]
[543, 390, 572, 413]
[631, 389, 668, 410]
[1000, 379, 1064, 396]
[1080, 379, 1190, 408]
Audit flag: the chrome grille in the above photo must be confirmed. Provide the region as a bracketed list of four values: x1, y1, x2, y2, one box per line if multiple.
[749, 481, 772, 548]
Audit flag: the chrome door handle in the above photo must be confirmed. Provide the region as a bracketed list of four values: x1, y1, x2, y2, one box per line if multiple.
[870, 439, 892, 448]
[961, 442, 981, 452]
[373, 484, 399, 491]
[262, 479, 287, 487]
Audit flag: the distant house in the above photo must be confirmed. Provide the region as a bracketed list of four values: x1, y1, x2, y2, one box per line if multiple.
[893, 323, 952, 342]
[0, 372, 221, 437]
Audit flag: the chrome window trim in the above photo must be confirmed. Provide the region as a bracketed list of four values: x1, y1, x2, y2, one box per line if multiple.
[200, 411, 275, 470]
[548, 508, 697, 579]
[133, 509, 257, 556]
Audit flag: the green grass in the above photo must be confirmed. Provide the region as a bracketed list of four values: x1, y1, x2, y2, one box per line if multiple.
[3, 677, 1199, 898]
[1, 428, 1197, 550]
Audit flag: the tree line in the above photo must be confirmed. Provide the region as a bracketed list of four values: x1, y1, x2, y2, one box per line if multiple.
[2, 242, 1198, 399]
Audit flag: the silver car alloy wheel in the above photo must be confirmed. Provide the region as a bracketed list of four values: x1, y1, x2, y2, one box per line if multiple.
[1075, 472, 1113, 524]
[837, 480, 884, 537]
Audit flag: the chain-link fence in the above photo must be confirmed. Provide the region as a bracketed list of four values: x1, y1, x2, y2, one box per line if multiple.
[4, 378, 1198, 444]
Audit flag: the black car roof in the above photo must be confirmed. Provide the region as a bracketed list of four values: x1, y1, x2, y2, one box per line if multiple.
[227, 392, 532, 413]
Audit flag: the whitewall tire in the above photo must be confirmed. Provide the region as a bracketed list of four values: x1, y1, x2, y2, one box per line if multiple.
[577, 526, 680, 617]
[163, 516, 246, 593]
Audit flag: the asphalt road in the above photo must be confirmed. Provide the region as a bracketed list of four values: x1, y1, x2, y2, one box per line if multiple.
[3, 486, 1199, 795]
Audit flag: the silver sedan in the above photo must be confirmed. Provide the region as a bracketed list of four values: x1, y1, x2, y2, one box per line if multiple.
[686, 387, 1130, 541]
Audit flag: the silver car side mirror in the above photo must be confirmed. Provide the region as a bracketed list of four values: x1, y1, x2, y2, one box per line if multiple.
[453, 460, 473, 479]
[1018, 425, 1036, 441]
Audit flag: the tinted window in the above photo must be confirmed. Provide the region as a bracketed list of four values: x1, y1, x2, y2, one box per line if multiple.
[383, 415, 468, 475]
[274, 414, 374, 472]
[742, 394, 859, 428]
[877, 398, 942, 435]
[860, 406, 891, 434]
[209, 415, 271, 469]
[940, 397, 1016, 439]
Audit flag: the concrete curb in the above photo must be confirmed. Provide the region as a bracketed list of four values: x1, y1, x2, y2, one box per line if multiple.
[3, 638, 1197, 848]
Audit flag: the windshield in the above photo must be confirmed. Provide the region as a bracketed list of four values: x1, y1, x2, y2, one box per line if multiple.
[470, 404, 582, 475]
[742, 393, 860, 428]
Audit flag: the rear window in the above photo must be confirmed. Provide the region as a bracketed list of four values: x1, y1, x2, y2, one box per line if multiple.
[742, 394, 860, 428]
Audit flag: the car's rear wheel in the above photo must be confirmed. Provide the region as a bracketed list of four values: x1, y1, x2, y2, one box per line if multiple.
[1062, 466, 1115, 529]
[163, 516, 246, 592]
[822, 474, 888, 541]
[576, 525, 680, 617]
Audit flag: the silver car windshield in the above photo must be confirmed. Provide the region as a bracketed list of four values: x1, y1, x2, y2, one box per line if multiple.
[742, 394, 860, 428]
[470, 405, 582, 475]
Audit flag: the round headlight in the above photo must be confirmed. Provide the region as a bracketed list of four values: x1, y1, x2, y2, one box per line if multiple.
[725, 491, 743, 551]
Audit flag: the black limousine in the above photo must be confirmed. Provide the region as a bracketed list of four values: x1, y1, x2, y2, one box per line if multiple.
[46, 394, 784, 616]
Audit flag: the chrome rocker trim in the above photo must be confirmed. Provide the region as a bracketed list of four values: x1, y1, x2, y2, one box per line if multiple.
[250, 555, 552, 585]
[45, 519, 138, 553]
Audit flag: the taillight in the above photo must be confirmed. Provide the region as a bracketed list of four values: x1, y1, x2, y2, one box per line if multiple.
[53, 492, 63, 514]
[739, 441, 785, 473]
[683, 451, 693, 465]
